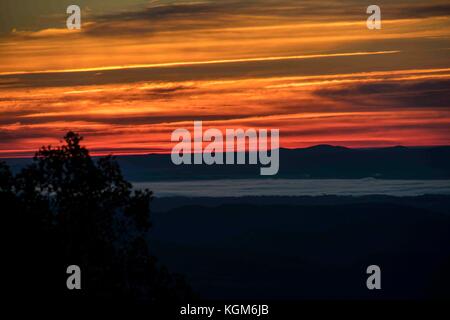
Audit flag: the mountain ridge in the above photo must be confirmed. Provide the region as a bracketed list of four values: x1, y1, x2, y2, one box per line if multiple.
[3, 145, 450, 181]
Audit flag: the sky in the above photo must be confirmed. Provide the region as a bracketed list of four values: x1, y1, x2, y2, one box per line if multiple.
[0, 0, 449, 157]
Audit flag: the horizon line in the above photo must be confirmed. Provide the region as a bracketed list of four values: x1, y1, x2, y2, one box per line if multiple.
[2, 144, 449, 160]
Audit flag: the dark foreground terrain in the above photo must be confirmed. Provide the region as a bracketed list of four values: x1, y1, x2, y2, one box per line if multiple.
[148, 195, 450, 299]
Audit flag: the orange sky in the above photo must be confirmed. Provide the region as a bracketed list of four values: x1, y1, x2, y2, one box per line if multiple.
[0, 0, 449, 157]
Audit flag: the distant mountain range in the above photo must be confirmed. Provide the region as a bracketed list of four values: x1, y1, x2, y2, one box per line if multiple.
[5, 145, 449, 181]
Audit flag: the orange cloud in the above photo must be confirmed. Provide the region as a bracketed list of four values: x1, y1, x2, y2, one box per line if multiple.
[0, 0, 449, 157]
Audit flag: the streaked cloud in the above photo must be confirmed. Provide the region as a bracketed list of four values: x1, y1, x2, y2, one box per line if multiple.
[0, 0, 449, 157]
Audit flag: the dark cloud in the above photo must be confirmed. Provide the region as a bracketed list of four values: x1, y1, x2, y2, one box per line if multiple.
[84, 0, 450, 37]
[0, 113, 258, 126]
[315, 79, 450, 108]
[0, 51, 409, 89]
[2, 0, 449, 37]
[99, 0, 450, 23]
[399, 3, 450, 19]
[282, 122, 450, 137]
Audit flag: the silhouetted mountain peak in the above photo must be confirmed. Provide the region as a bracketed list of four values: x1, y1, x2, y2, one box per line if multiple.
[304, 144, 349, 152]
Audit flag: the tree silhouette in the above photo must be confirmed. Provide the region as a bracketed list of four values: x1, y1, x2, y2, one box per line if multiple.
[7, 132, 193, 304]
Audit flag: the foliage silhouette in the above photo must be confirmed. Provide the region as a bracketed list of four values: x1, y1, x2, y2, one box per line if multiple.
[6, 132, 193, 304]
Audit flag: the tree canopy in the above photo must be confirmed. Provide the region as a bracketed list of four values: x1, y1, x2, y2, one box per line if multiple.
[5, 132, 193, 304]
